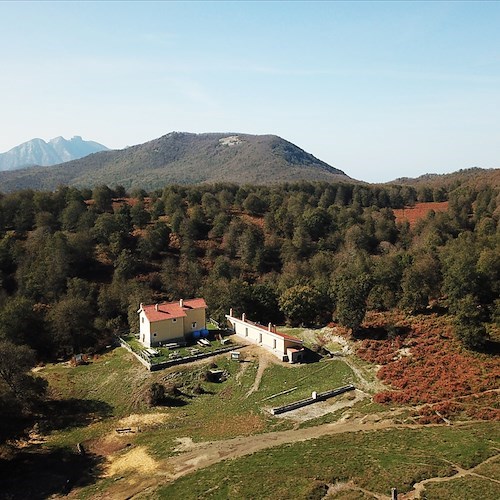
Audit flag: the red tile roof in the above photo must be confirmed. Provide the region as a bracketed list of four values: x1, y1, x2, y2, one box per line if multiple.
[141, 298, 207, 323]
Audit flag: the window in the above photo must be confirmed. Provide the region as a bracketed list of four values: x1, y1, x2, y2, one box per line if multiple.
[141, 317, 144, 324]
[153, 333, 157, 337]
[172, 318, 177, 323]
[259, 333, 262, 343]
[245, 327, 248, 337]
[273, 339, 276, 349]
[192, 322, 197, 329]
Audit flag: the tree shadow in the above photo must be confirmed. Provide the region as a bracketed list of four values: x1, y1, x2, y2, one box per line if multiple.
[162, 396, 188, 407]
[0, 413, 35, 445]
[483, 339, 500, 356]
[0, 446, 104, 500]
[354, 325, 411, 341]
[39, 398, 114, 433]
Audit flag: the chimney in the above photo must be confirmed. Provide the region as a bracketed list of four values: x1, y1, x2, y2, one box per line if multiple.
[391, 488, 398, 500]
[179, 299, 184, 308]
[140, 302, 143, 309]
[229, 308, 233, 317]
[155, 303, 158, 311]
[242, 313, 246, 322]
[268, 322, 272, 332]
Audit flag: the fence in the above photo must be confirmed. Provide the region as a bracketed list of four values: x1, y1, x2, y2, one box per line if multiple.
[118, 336, 239, 372]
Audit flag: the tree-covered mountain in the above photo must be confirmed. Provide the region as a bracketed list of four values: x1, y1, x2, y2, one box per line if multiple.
[0, 133, 349, 192]
[0, 136, 108, 171]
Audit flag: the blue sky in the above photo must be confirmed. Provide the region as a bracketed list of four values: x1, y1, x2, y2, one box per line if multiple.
[1, 1, 499, 182]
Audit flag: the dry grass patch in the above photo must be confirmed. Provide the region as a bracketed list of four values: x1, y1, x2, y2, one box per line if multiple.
[201, 414, 266, 439]
[107, 446, 158, 477]
[118, 412, 169, 428]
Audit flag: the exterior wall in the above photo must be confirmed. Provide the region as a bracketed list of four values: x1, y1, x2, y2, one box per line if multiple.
[139, 311, 152, 347]
[226, 315, 300, 361]
[139, 310, 186, 347]
[150, 318, 185, 345]
[183, 308, 206, 335]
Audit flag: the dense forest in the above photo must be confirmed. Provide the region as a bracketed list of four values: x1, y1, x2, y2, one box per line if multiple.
[0, 175, 498, 438]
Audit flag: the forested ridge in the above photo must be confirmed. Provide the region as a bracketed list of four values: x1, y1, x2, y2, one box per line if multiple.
[0, 175, 498, 441]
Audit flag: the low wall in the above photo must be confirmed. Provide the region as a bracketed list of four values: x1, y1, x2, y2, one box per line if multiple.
[149, 345, 239, 371]
[118, 337, 239, 371]
[118, 337, 151, 369]
[271, 384, 355, 415]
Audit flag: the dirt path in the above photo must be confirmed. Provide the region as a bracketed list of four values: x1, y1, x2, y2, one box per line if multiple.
[343, 356, 387, 394]
[245, 354, 269, 397]
[325, 481, 389, 499]
[235, 360, 250, 382]
[99, 418, 475, 499]
[401, 452, 500, 499]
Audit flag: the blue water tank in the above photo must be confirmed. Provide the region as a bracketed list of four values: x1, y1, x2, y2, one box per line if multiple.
[193, 330, 201, 339]
[201, 328, 209, 338]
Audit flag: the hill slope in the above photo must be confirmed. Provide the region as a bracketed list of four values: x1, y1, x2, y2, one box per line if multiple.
[0, 132, 349, 192]
[389, 167, 500, 190]
[0, 136, 108, 171]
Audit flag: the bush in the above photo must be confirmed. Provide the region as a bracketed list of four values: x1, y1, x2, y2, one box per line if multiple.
[149, 383, 165, 406]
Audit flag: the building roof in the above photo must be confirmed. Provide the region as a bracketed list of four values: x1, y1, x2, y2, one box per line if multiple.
[253, 323, 303, 343]
[140, 298, 207, 323]
[226, 313, 303, 344]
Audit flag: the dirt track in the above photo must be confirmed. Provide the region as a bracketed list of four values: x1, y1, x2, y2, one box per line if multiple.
[92, 415, 480, 500]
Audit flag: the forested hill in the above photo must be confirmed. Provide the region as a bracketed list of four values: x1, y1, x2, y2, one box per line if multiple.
[0, 133, 349, 192]
[390, 168, 500, 190]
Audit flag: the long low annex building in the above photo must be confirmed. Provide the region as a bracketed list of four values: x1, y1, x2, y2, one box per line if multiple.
[226, 310, 304, 363]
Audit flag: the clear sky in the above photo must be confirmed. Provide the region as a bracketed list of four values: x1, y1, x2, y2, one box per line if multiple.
[1, 1, 499, 182]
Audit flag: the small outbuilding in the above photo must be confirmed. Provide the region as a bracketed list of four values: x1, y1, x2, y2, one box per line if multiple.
[225, 310, 304, 363]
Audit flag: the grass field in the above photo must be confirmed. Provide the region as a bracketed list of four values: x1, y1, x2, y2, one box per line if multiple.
[152, 423, 500, 499]
[40, 345, 357, 451]
[10, 336, 499, 499]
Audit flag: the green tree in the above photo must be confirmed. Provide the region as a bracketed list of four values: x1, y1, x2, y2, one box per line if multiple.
[399, 251, 441, 313]
[332, 272, 372, 334]
[243, 193, 267, 215]
[92, 185, 113, 212]
[114, 249, 139, 280]
[453, 294, 489, 350]
[0, 340, 47, 411]
[441, 233, 481, 314]
[130, 200, 151, 228]
[0, 296, 47, 355]
[138, 222, 171, 259]
[48, 296, 95, 356]
[278, 284, 324, 327]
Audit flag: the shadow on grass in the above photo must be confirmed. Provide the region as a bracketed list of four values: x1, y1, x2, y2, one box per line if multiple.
[0, 413, 36, 445]
[161, 396, 188, 407]
[40, 398, 114, 433]
[0, 446, 104, 500]
[302, 348, 323, 364]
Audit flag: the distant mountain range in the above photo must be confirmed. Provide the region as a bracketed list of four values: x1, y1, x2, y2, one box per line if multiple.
[0, 132, 349, 192]
[0, 136, 108, 171]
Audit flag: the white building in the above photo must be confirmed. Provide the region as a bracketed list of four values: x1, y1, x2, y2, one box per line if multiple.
[225, 310, 304, 363]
